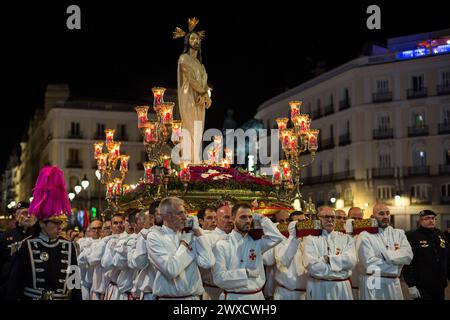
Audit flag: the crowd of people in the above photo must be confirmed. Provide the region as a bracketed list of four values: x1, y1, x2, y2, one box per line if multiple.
[0, 166, 449, 300]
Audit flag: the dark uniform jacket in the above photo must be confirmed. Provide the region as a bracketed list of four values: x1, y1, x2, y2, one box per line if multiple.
[0, 223, 39, 299]
[402, 226, 450, 290]
[5, 233, 82, 300]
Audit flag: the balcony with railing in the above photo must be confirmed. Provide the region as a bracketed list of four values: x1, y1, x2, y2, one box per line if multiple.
[410, 197, 432, 205]
[373, 128, 394, 140]
[407, 87, 428, 99]
[136, 162, 144, 171]
[441, 195, 450, 204]
[372, 167, 395, 178]
[339, 99, 351, 111]
[93, 133, 106, 140]
[407, 125, 429, 137]
[311, 108, 322, 120]
[438, 123, 450, 134]
[372, 91, 392, 103]
[324, 104, 334, 116]
[407, 165, 430, 176]
[437, 84, 450, 96]
[67, 131, 83, 139]
[66, 160, 83, 169]
[321, 138, 335, 150]
[439, 164, 450, 175]
[338, 132, 351, 146]
[333, 170, 355, 181]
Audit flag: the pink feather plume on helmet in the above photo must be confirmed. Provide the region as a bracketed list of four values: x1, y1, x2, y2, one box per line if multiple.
[29, 166, 71, 222]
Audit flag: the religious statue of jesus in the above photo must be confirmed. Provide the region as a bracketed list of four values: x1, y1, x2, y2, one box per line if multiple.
[173, 17, 212, 164]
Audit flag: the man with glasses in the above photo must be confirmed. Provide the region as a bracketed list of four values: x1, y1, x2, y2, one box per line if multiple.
[303, 206, 356, 299]
[402, 210, 449, 300]
[0, 201, 39, 299]
[357, 203, 413, 300]
[148, 197, 213, 300]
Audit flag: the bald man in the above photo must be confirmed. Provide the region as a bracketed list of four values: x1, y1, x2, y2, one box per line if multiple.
[335, 210, 347, 222]
[357, 203, 413, 300]
[348, 207, 364, 220]
[303, 207, 356, 299]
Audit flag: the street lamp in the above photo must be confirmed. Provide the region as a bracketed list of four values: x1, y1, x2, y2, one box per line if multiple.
[330, 197, 337, 204]
[68, 193, 75, 201]
[10, 201, 16, 208]
[74, 185, 82, 194]
[81, 174, 90, 190]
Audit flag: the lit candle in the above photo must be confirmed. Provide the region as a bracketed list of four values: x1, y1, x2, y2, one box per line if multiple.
[280, 160, 291, 181]
[208, 148, 216, 165]
[97, 154, 107, 171]
[94, 142, 104, 159]
[143, 161, 156, 184]
[272, 164, 282, 185]
[225, 148, 233, 164]
[152, 87, 166, 106]
[110, 142, 120, 158]
[161, 155, 171, 170]
[308, 129, 320, 151]
[294, 114, 311, 135]
[106, 182, 114, 199]
[105, 129, 115, 144]
[144, 122, 157, 144]
[280, 129, 292, 150]
[135, 106, 149, 129]
[221, 158, 230, 168]
[171, 120, 182, 143]
[289, 101, 302, 120]
[289, 134, 297, 151]
[114, 178, 122, 196]
[275, 118, 289, 131]
[179, 160, 191, 183]
[123, 184, 130, 193]
[161, 102, 174, 124]
[120, 155, 130, 172]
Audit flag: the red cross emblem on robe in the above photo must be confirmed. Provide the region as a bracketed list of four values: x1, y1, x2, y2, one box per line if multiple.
[249, 249, 256, 261]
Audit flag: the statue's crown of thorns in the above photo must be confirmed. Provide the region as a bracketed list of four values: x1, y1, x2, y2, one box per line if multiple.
[173, 17, 206, 40]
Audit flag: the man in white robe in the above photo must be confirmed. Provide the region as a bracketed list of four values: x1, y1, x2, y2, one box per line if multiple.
[148, 197, 214, 300]
[77, 220, 102, 299]
[212, 203, 284, 300]
[345, 207, 364, 300]
[303, 206, 356, 300]
[264, 212, 308, 300]
[199, 205, 233, 300]
[358, 203, 413, 300]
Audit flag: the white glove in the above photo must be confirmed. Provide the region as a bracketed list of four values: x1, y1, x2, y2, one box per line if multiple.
[344, 219, 354, 234]
[408, 286, 421, 299]
[252, 213, 263, 222]
[246, 268, 259, 278]
[191, 216, 200, 230]
[288, 221, 297, 239]
[180, 232, 193, 245]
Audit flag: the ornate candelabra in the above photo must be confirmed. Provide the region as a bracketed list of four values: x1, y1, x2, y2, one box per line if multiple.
[93, 129, 130, 210]
[273, 101, 320, 212]
[135, 87, 184, 197]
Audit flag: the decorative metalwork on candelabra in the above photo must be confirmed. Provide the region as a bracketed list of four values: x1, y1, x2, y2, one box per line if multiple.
[273, 101, 320, 211]
[135, 87, 184, 198]
[93, 129, 130, 209]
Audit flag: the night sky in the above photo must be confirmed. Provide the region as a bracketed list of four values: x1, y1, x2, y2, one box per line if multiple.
[2, 1, 449, 171]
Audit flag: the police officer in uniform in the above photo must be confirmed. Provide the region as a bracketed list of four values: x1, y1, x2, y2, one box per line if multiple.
[5, 166, 82, 300]
[0, 201, 40, 299]
[402, 210, 450, 300]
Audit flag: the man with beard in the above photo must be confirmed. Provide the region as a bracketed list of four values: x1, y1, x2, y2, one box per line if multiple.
[212, 203, 284, 300]
[148, 197, 213, 300]
[174, 17, 212, 164]
[77, 220, 102, 299]
[303, 207, 356, 300]
[402, 210, 449, 300]
[0, 201, 39, 299]
[200, 205, 234, 299]
[357, 203, 413, 300]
